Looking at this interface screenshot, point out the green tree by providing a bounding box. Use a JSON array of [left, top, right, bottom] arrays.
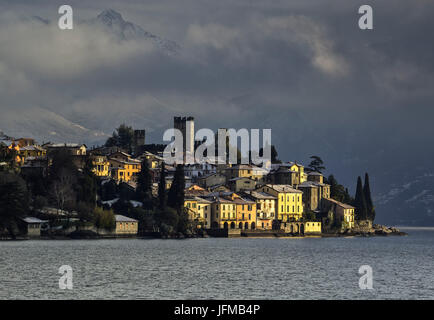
[[105, 124, 134, 153], [136, 158, 153, 209], [93, 207, 116, 230], [327, 175, 352, 203], [76, 157, 98, 206], [307, 156, 325, 173], [157, 207, 179, 234], [0, 172, 29, 237], [258, 145, 280, 164], [303, 210, 316, 221], [76, 201, 94, 226], [354, 176, 368, 220], [363, 173, 375, 221], [177, 207, 191, 234], [168, 164, 185, 213], [100, 180, 118, 201]]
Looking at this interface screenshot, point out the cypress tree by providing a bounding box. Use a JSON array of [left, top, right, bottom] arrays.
[[168, 165, 185, 213], [136, 158, 153, 209], [158, 162, 166, 210], [363, 173, 375, 221], [354, 176, 368, 220]]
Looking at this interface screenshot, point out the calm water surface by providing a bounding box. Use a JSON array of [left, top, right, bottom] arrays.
[[1, 228, 433, 299]]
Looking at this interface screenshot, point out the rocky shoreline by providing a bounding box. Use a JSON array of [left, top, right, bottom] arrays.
[[326, 224, 408, 237]]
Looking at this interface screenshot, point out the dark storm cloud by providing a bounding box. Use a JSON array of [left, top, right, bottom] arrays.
[[1, 0, 434, 192]]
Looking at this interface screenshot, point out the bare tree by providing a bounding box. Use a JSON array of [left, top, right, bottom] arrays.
[[51, 169, 76, 213]]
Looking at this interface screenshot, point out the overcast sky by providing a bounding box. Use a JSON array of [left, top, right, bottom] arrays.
[[1, 0, 434, 192]]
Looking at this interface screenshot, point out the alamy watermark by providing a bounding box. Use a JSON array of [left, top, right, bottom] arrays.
[[56, 5, 373, 31], [359, 265, 373, 290], [58, 265, 73, 290], [162, 128, 272, 169]]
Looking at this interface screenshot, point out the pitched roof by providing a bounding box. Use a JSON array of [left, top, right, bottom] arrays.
[[243, 190, 277, 200], [115, 215, 138, 222], [324, 198, 354, 209], [308, 171, 323, 176], [262, 184, 303, 193], [21, 217, 47, 224]]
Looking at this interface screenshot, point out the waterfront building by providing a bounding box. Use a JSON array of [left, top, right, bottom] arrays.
[[322, 198, 355, 229], [257, 184, 304, 222], [115, 215, 138, 236], [230, 193, 257, 230], [209, 196, 237, 229], [242, 190, 276, 230], [19, 217, 48, 238]]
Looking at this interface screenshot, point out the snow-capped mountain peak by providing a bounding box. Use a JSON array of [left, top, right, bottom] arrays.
[[92, 9, 181, 54]]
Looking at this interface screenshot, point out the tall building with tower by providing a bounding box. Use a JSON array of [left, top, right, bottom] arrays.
[[174, 116, 195, 162], [133, 129, 146, 155]]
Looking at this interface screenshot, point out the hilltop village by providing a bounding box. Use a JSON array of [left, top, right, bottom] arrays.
[[0, 117, 403, 240]]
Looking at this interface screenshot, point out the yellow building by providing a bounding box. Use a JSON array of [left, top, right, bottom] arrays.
[[91, 155, 110, 177], [322, 198, 355, 229], [7, 142, 22, 163], [184, 196, 212, 228], [115, 215, 138, 235], [109, 156, 141, 182], [229, 193, 257, 230], [197, 173, 226, 188], [304, 221, 322, 234], [137, 151, 163, 169], [197, 198, 212, 228], [289, 162, 307, 184], [243, 190, 276, 230], [228, 177, 257, 192], [210, 197, 237, 229], [224, 164, 268, 182], [258, 184, 304, 222], [18, 145, 46, 159], [45, 143, 87, 156], [184, 197, 198, 219]]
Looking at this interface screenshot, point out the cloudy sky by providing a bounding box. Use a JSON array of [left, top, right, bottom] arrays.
[[1, 0, 434, 222]]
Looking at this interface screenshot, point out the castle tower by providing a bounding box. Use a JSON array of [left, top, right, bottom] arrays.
[[174, 116, 194, 162], [133, 129, 146, 155]]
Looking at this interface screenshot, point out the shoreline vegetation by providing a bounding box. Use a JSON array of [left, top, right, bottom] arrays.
[[0, 123, 407, 241], [0, 224, 407, 241]]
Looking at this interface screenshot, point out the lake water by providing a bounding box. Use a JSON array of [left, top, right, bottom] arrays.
[[1, 228, 433, 299]]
